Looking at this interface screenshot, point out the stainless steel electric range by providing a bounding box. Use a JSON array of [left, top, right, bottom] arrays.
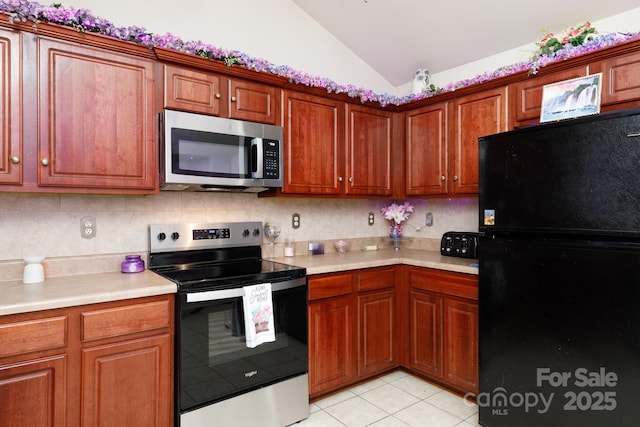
[[148, 222, 308, 427]]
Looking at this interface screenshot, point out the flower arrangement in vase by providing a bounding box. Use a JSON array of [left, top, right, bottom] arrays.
[[381, 201, 414, 241]]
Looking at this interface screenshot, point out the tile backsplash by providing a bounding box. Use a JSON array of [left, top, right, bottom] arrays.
[[0, 192, 478, 281]]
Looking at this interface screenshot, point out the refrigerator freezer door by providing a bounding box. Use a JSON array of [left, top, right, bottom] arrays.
[[478, 109, 640, 237], [478, 235, 640, 427]]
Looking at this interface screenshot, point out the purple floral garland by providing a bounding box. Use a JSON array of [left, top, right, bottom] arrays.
[[1, 0, 638, 106]]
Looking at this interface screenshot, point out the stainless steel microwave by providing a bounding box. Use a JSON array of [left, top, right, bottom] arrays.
[[160, 109, 284, 192]]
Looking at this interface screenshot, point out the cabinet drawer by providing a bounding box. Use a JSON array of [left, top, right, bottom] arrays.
[[357, 267, 395, 292], [81, 299, 171, 342], [409, 268, 477, 300], [309, 272, 354, 301], [0, 316, 67, 357]]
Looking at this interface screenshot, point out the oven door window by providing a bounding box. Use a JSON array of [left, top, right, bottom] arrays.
[[171, 128, 252, 179], [178, 285, 308, 412]]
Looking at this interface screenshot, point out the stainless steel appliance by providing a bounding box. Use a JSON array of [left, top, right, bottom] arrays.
[[478, 108, 640, 426], [160, 110, 284, 192], [148, 222, 308, 427]]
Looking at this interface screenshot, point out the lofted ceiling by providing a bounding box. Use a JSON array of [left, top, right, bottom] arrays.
[[292, 0, 640, 86]]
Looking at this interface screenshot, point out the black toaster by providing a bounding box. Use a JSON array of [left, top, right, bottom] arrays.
[[440, 231, 479, 259]]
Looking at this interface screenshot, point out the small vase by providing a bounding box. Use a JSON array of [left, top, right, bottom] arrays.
[[389, 223, 403, 240]]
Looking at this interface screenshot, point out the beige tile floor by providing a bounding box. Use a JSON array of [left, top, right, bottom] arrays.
[[297, 371, 479, 427]]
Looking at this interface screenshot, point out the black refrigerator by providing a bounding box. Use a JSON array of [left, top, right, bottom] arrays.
[[478, 108, 640, 427]]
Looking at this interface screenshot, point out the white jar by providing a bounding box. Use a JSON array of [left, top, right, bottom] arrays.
[[23, 257, 45, 284]]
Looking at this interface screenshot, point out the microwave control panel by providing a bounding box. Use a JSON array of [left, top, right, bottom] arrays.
[[264, 139, 280, 179]]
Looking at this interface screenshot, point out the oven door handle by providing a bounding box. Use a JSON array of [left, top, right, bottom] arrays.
[[185, 277, 307, 303]]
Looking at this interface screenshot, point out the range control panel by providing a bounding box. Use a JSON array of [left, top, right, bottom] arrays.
[[149, 222, 263, 252], [440, 231, 479, 259]]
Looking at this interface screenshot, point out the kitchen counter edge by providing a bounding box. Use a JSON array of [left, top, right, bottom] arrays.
[[0, 249, 476, 316]]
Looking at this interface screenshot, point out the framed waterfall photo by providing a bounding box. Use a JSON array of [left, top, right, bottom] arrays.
[[540, 73, 602, 122]]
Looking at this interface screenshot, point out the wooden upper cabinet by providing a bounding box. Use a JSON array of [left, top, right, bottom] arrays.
[[406, 102, 448, 196], [37, 37, 157, 192], [164, 64, 222, 116], [449, 86, 508, 195], [283, 90, 344, 195], [510, 66, 588, 127], [0, 27, 21, 185], [228, 78, 278, 124], [346, 104, 393, 196], [592, 50, 640, 108], [164, 64, 279, 124]]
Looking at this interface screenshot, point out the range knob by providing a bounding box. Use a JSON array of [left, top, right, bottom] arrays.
[[253, 228, 261, 237], [157, 232, 166, 241], [171, 232, 180, 240], [242, 228, 250, 237]]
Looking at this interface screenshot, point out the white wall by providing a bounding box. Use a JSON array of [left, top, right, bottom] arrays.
[[65, 0, 396, 95], [398, 7, 640, 94]]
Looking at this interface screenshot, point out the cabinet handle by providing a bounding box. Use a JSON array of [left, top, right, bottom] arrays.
[[41, 158, 49, 166], [348, 177, 353, 183], [338, 176, 343, 182], [10, 156, 20, 164], [231, 96, 237, 102], [440, 175, 446, 181], [453, 175, 458, 181], [627, 132, 640, 138], [215, 93, 221, 99]]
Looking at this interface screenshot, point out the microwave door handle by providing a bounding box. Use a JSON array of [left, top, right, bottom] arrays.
[[251, 138, 263, 179]]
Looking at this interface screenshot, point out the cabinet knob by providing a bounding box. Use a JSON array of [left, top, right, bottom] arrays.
[[215, 93, 221, 99], [10, 156, 20, 164], [231, 96, 237, 102], [348, 177, 353, 183], [41, 158, 50, 166], [440, 175, 446, 181], [338, 176, 343, 182], [453, 175, 458, 181]]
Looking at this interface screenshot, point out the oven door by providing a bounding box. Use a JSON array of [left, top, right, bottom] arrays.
[[176, 277, 308, 416]]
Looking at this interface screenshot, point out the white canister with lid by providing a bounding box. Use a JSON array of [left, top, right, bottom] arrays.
[[23, 257, 45, 284]]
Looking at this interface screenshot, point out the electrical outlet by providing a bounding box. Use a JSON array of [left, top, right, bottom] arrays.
[[425, 212, 433, 227], [368, 212, 375, 226], [292, 213, 300, 229], [81, 216, 96, 239]]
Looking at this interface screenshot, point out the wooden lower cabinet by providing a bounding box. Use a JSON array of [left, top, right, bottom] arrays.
[[81, 334, 172, 426], [443, 298, 478, 392], [408, 267, 478, 395], [357, 290, 395, 377], [308, 267, 396, 398], [0, 294, 174, 427], [308, 295, 355, 397], [410, 290, 443, 378], [0, 354, 67, 426]]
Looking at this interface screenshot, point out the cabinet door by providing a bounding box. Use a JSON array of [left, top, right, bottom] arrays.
[[510, 67, 588, 127], [357, 290, 395, 377], [450, 87, 507, 195], [444, 298, 478, 393], [594, 50, 640, 106], [0, 28, 21, 185], [164, 64, 222, 116], [0, 355, 67, 426], [346, 104, 392, 196], [229, 78, 278, 124], [81, 334, 172, 427], [37, 37, 157, 192], [283, 91, 344, 195], [308, 296, 354, 396], [406, 102, 448, 196], [409, 290, 443, 379]]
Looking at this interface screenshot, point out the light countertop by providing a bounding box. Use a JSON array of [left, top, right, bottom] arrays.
[[272, 248, 478, 276], [0, 249, 476, 316]]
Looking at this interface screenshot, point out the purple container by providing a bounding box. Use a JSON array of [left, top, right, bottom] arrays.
[[121, 255, 145, 273]]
